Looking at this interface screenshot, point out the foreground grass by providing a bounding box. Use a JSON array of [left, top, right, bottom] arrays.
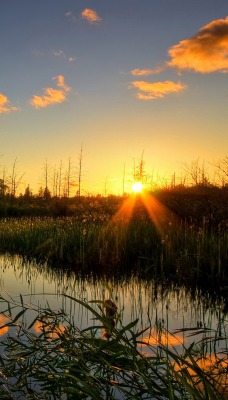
[[0, 295, 227, 399]]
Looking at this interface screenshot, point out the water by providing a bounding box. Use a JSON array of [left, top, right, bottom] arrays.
[[0, 253, 227, 348], [0, 254, 227, 399]]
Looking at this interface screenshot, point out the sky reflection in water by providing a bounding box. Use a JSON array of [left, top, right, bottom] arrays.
[[0, 254, 227, 354]]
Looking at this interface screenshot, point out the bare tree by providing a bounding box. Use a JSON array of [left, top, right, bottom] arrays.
[[77, 145, 86, 199], [65, 157, 74, 198], [211, 156, 228, 186], [8, 158, 24, 197], [135, 151, 147, 183], [182, 158, 210, 186], [41, 159, 51, 200], [52, 165, 58, 197], [58, 160, 63, 197], [0, 165, 8, 196]]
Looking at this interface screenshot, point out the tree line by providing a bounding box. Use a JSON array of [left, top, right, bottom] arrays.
[[0, 153, 227, 201]]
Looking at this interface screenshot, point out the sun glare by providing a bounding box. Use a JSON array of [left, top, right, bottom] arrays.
[[132, 182, 143, 193]]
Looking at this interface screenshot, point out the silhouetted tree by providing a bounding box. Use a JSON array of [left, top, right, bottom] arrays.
[[211, 156, 228, 186], [77, 144, 86, 199], [58, 160, 63, 197], [66, 157, 73, 198], [135, 151, 147, 183], [0, 179, 8, 197], [43, 186, 51, 200], [23, 185, 32, 199], [8, 158, 24, 197], [182, 158, 210, 186], [41, 159, 51, 200]]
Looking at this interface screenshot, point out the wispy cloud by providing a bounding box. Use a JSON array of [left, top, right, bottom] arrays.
[[168, 16, 228, 73], [30, 75, 72, 109], [65, 11, 77, 22], [68, 56, 76, 63], [53, 50, 76, 63], [131, 66, 165, 76], [81, 8, 102, 24], [131, 80, 186, 100], [0, 93, 18, 114], [53, 50, 65, 58]]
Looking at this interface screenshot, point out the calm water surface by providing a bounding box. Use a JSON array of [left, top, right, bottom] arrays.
[[0, 253, 227, 352], [0, 254, 227, 399]]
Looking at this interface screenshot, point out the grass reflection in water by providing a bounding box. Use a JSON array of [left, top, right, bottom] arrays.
[[0, 255, 227, 399]]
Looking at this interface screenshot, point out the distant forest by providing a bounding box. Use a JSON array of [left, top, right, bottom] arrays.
[[0, 155, 227, 222]]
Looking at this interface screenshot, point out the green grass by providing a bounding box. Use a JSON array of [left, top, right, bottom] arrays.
[[0, 295, 227, 399], [0, 213, 227, 289]]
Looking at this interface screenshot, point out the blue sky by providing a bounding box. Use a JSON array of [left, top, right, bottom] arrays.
[[1, 1, 227, 194]]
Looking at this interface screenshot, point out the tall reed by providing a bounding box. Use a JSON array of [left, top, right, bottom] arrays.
[[0, 294, 226, 399]]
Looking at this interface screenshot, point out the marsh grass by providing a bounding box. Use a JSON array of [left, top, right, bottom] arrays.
[[0, 213, 227, 288], [0, 294, 227, 399]]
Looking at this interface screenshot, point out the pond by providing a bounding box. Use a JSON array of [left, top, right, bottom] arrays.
[[0, 253, 227, 352]]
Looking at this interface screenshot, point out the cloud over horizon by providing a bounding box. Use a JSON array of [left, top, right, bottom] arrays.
[[0, 93, 18, 114], [30, 75, 72, 109], [168, 16, 228, 73], [131, 80, 186, 100], [81, 8, 102, 24]]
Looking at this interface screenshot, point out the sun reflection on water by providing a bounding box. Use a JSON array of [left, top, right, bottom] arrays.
[[0, 315, 10, 336], [141, 327, 185, 347]]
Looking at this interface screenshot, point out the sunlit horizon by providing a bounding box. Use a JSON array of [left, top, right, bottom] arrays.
[[0, 154, 227, 197]]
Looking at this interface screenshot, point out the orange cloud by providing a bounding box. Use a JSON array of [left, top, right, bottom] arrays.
[[0, 93, 18, 114], [30, 88, 66, 108], [131, 80, 186, 100], [131, 66, 165, 76], [54, 75, 71, 92], [81, 8, 102, 24], [30, 75, 71, 109], [168, 16, 228, 73]]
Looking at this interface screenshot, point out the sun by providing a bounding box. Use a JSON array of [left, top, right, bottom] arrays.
[[132, 182, 143, 193]]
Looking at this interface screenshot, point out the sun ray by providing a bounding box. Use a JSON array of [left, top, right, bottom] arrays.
[[141, 191, 177, 235], [112, 195, 136, 225]]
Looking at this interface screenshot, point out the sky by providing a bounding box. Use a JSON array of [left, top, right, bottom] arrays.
[[0, 0, 227, 195]]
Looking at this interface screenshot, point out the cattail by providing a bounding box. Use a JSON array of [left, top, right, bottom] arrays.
[[103, 299, 117, 339]]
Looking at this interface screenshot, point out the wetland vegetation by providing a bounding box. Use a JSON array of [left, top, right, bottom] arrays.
[[0, 292, 227, 399], [0, 184, 227, 292], [0, 159, 227, 399]]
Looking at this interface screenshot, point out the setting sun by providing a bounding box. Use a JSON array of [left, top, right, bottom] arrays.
[[132, 182, 143, 193]]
